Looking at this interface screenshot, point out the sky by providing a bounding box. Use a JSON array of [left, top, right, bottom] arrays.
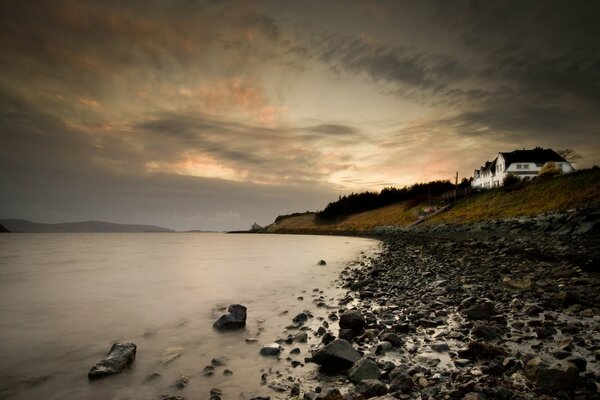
[[1, 0, 599, 231]]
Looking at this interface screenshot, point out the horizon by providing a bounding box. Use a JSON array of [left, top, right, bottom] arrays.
[[1, 1, 599, 231]]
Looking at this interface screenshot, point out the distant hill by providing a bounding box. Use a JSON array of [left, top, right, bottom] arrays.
[[0, 223, 9, 233], [0, 219, 174, 233]]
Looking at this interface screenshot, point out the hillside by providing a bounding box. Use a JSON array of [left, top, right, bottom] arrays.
[[0, 223, 9, 233], [265, 168, 600, 233], [0, 219, 174, 233]]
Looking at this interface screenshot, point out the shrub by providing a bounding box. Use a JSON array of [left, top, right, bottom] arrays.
[[539, 162, 560, 177], [502, 173, 521, 187]]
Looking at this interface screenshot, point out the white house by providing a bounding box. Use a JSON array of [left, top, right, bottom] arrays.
[[472, 148, 576, 189]]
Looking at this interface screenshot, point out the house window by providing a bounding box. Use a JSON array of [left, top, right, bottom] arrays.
[[523, 164, 529, 169], [516, 164, 521, 170]]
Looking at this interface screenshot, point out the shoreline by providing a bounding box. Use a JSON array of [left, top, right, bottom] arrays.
[[289, 216, 600, 400]]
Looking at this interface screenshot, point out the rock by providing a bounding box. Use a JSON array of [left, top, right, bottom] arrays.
[[354, 379, 388, 398], [315, 388, 343, 400], [173, 375, 189, 389], [213, 304, 247, 329], [162, 396, 184, 400], [389, 369, 413, 393], [295, 332, 308, 342], [223, 369, 233, 376], [88, 342, 137, 380], [472, 322, 501, 340], [339, 328, 356, 342], [457, 341, 506, 359], [348, 357, 381, 383], [312, 339, 361, 371], [211, 356, 228, 366], [524, 357, 579, 391], [502, 277, 533, 290], [260, 343, 281, 356], [564, 355, 587, 372], [380, 333, 402, 347], [430, 342, 450, 352], [318, 260, 327, 266], [463, 393, 487, 400], [209, 388, 223, 400], [321, 332, 336, 345], [293, 312, 309, 324], [465, 302, 497, 320], [339, 310, 365, 332]]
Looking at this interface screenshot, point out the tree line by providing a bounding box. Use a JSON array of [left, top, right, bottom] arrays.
[[316, 179, 471, 221]]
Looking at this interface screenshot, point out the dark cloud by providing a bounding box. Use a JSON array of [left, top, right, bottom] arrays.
[[305, 35, 468, 95], [302, 124, 361, 136]]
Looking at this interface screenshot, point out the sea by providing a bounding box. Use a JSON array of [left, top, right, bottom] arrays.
[[0, 232, 379, 399]]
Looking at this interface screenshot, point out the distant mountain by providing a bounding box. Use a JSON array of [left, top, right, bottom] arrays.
[[0, 223, 9, 233], [0, 219, 174, 233]]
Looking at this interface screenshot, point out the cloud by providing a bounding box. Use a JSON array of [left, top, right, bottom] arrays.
[[302, 124, 361, 136]]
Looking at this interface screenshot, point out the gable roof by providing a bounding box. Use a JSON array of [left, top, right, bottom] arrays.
[[500, 148, 566, 165]]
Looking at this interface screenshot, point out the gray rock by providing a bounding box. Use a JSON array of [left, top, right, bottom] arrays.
[[259, 343, 281, 356], [317, 260, 327, 266], [295, 332, 308, 342], [312, 339, 360, 370], [380, 332, 402, 347], [430, 342, 450, 352], [293, 312, 309, 324], [565, 355, 587, 372], [173, 375, 189, 389], [389, 368, 413, 393], [348, 357, 380, 383], [88, 342, 137, 380], [355, 379, 388, 398], [465, 302, 497, 320], [339, 310, 365, 332], [472, 322, 501, 340], [213, 304, 247, 329], [523, 357, 579, 391]]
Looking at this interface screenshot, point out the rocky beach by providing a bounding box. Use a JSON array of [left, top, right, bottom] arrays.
[[252, 207, 600, 400]]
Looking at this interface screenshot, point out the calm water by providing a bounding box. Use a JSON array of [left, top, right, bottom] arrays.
[[0, 233, 378, 400]]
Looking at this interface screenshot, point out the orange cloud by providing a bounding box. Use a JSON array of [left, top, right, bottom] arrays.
[[176, 79, 288, 126], [76, 96, 100, 107]]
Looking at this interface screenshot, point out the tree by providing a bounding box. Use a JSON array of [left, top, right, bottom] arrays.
[[556, 149, 583, 163]]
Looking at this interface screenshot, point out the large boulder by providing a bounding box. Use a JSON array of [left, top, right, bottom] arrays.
[[213, 304, 247, 329], [348, 357, 380, 383], [339, 310, 365, 332], [312, 339, 361, 371], [88, 342, 137, 379], [524, 357, 579, 391]]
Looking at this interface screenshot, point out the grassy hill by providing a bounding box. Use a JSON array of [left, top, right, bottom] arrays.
[[265, 168, 600, 234]]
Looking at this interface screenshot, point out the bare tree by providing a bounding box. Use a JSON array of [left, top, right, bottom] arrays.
[[556, 149, 583, 163]]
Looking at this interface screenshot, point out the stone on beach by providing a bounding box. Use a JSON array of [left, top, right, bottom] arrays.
[[312, 339, 361, 371], [260, 343, 281, 356], [88, 342, 137, 380], [339, 310, 365, 332], [464, 302, 497, 320], [348, 357, 381, 383], [213, 304, 247, 330], [523, 357, 579, 391]]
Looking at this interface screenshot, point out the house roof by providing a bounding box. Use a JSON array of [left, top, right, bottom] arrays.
[[500, 148, 566, 165]]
